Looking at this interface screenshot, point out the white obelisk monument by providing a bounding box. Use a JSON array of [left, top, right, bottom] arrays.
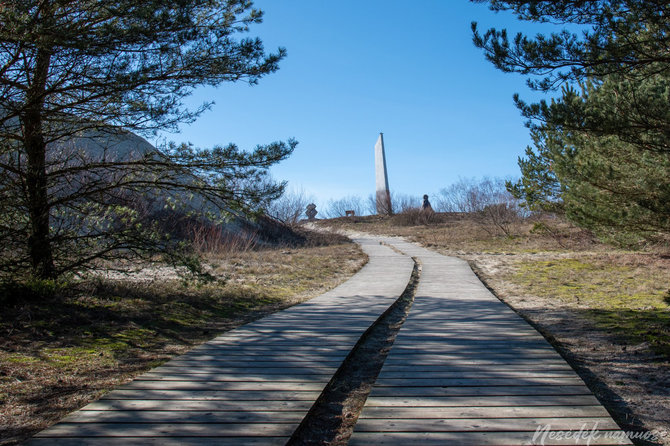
[[375, 132, 392, 215]]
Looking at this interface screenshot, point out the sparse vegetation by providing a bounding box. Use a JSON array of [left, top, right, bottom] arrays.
[[387, 207, 443, 227], [324, 195, 368, 218], [265, 188, 316, 225], [324, 211, 594, 253]]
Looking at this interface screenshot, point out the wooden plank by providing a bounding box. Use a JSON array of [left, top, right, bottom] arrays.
[[389, 332, 561, 341], [349, 431, 632, 445], [386, 345, 553, 352], [163, 360, 344, 367], [62, 410, 307, 424], [206, 334, 355, 340], [119, 381, 325, 391], [369, 385, 592, 397], [385, 344, 558, 352], [201, 340, 353, 347], [373, 377, 585, 387], [237, 324, 369, 329], [394, 324, 539, 329], [28, 438, 288, 445], [202, 329, 367, 335], [177, 352, 350, 359], [208, 331, 357, 337], [174, 354, 348, 362], [36, 422, 297, 437], [382, 359, 569, 367], [364, 395, 602, 407], [190, 346, 351, 353], [354, 417, 621, 432], [194, 340, 355, 346], [394, 328, 543, 334], [398, 322, 536, 328], [249, 316, 379, 321], [359, 405, 611, 419], [379, 363, 575, 372], [136, 373, 334, 382], [388, 342, 555, 350], [102, 390, 322, 401], [83, 400, 314, 411], [148, 367, 336, 375], [261, 314, 377, 318], [378, 370, 579, 379], [393, 332, 545, 339], [379, 361, 570, 368], [379, 353, 563, 360]]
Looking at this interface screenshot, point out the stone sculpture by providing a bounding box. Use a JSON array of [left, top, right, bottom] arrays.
[[305, 203, 318, 221], [422, 194, 433, 212]]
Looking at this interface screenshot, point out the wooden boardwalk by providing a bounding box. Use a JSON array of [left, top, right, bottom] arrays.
[[349, 238, 631, 445], [28, 236, 414, 445], [28, 235, 632, 445]]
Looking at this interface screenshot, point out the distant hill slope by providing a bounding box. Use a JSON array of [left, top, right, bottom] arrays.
[[47, 127, 300, 247], [49, 127, 157, 162]]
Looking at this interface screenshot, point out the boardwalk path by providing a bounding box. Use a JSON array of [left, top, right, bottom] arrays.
[[29, 236, 414, 445], [30, 234, 630, 445], [350, 237, 630, 445]]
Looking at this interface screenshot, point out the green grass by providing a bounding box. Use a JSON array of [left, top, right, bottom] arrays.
[[512, 257, 670, 357], [590, 309, 670, 356], [3, 353, 41, 364]]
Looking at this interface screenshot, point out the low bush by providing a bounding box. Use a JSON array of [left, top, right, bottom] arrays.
[[391, 208, 444, 226]]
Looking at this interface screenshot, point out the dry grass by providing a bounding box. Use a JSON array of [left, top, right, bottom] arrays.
[[323, 213, 599, 253], [0, 239, 367, 445]]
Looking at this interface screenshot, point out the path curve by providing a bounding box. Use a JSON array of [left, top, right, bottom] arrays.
[[28, 236, 414, 445]]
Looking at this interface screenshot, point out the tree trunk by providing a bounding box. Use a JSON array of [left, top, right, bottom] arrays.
[[23, 48, 56, 279]]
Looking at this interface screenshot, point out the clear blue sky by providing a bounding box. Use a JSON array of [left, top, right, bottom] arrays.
[[164, 1, 559, 208]]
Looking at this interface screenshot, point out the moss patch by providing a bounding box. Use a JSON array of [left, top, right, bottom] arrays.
[[511, 257, 670, 357]]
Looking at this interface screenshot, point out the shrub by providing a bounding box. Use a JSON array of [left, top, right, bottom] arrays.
[[391, 208, 443, 226]]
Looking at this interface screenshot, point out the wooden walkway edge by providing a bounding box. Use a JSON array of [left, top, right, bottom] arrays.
[[28, 237, 414, 446], [349, 238, 632, 446]]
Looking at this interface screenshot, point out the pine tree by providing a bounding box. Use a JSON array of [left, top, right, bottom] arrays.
[[0, 1, 294, 279], [473, 0, 670, 244]]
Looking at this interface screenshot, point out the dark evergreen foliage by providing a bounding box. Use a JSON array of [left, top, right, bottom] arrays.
[[0, 1, 294, 279], [472, 0, 670, 245]]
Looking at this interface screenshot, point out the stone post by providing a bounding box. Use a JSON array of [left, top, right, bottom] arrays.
[[375, 132, 392, 215]]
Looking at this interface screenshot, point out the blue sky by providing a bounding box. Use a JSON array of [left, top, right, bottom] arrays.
[[165, 1, 560, 208]]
